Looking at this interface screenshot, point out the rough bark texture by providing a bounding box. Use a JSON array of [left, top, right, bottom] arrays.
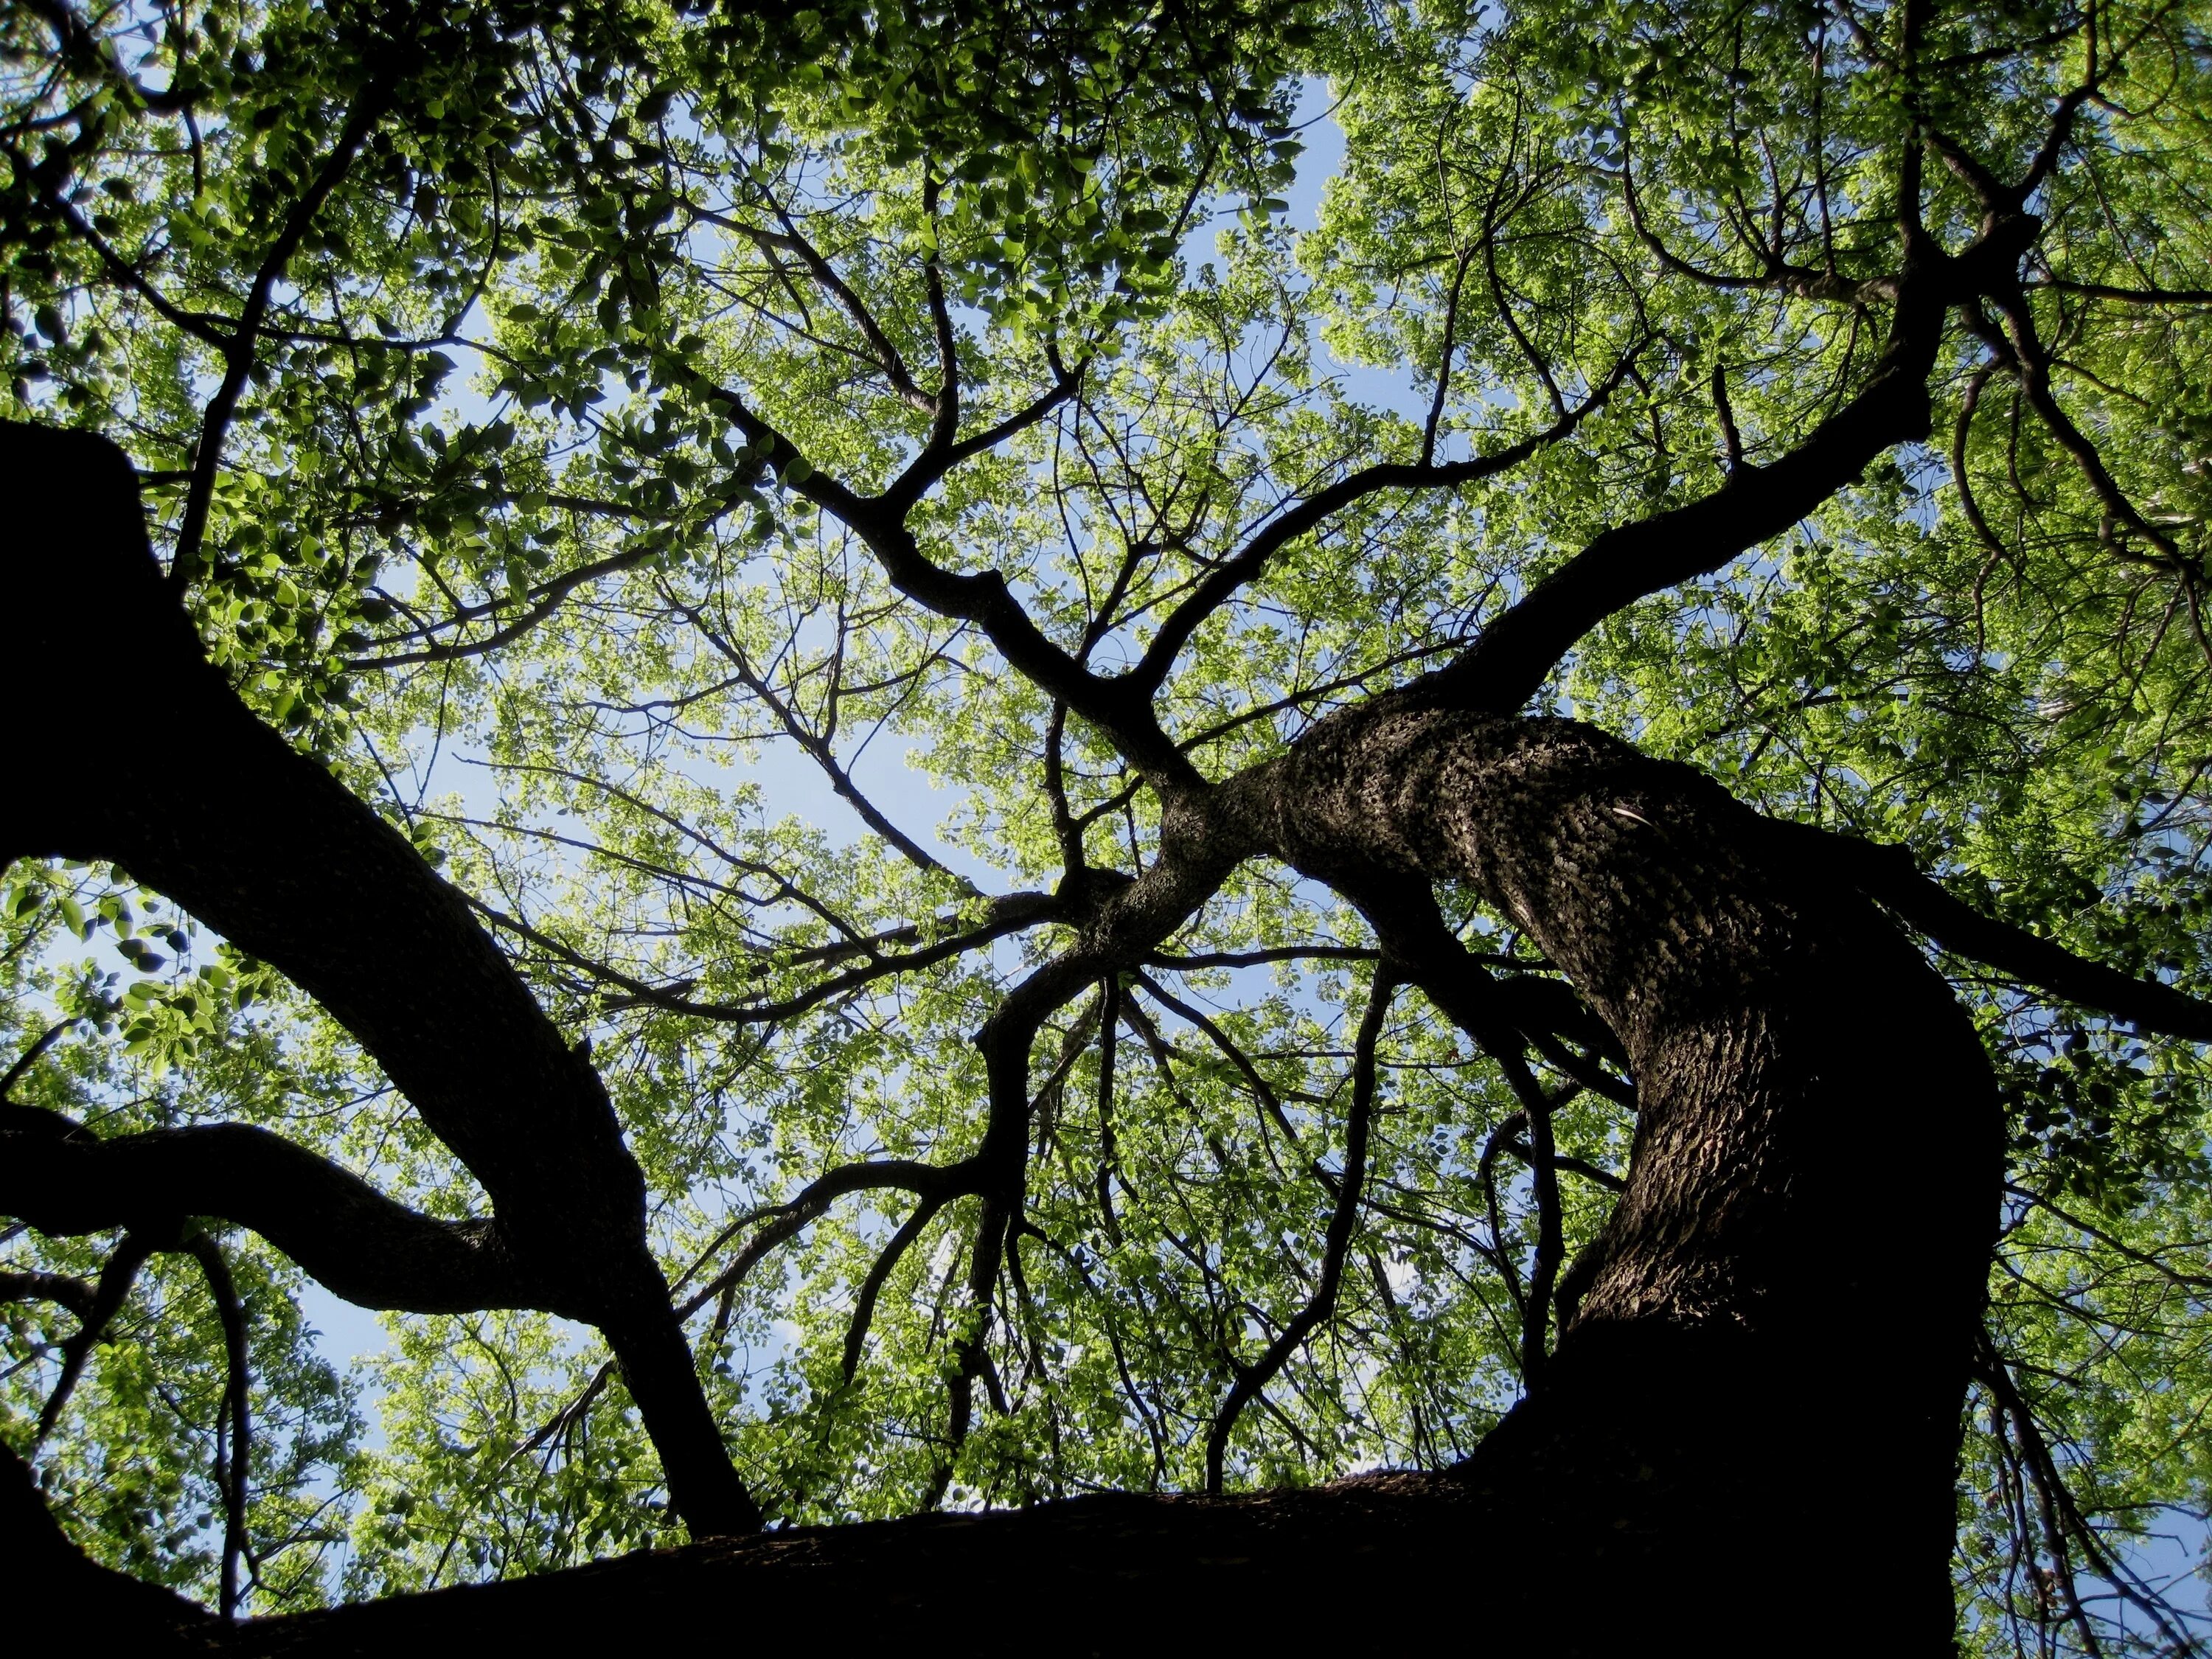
[[1229, 709, 2004, 1636]]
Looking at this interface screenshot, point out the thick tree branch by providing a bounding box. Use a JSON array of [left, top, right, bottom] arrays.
[[1419, 215, 2038, 714], [676, 372, 1193, 785], [1773, 822, 2212, 1043], [0, 1268, 94, 1318], [2, 421, 757, 1537], [0, 1112, 546, 1313]]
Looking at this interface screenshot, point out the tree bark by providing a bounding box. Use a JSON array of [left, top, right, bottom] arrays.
[[1227, 707, 2004, 1640]]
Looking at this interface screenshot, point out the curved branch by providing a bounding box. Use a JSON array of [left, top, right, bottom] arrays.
[[0, 1269, 94, 1319], [677, 1158, 973, 1321], [1204, 968, 1394, 1494], [841, 1196, 950, 1385], [0, 1112, 547, 1315], [170, 72, 398, 588], [1419, 212, 2039, 714], [35, 1227, 156, 1441], [1417, 283, 1944, 712], [1126, 355, 1635, 701]]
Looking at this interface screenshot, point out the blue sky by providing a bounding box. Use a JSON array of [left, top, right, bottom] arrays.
[[282, 77, 2211, 1629]]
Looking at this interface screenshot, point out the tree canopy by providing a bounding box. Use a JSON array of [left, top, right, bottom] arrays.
[[7, 0, 2212, 1649]]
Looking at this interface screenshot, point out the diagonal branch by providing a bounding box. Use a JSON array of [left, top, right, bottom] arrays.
[[35, 1226, 157, 1441], [1203, 967, 1394, 1494], [1413, 209, 2043, 713], [1773, 822, 2212, 1043], [169, 73, 398, 588], [673, 601, 966, 882], [1125, 355, 1636, 701], [8, 420, 765, 1534]]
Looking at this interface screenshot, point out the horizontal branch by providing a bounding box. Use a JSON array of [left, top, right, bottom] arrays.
[[0, 1110, 547, 1315], [0, 1268, 94, 1318], [1144, 945, 1377, 970], [479, 893, 1060, 1023]]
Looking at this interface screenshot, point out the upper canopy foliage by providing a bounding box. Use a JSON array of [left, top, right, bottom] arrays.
[[6, 0, 2212, 1647]]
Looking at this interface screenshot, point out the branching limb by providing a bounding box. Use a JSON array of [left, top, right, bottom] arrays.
[[889, 360, 1088, 505], [717, 217, 935, 414], [0, 1270, 94, 1318], [1127, 353, 1636, 702], [8, 420, 757, 1535], [676, 1158, 972, 1323], [1421, 209, 2038, 713], [1203, 967, 1395, 1494], [669, 368, 1192, 784], [1, 1112, 549, 1315], [672, 600, 966, 882], [169, 74, 398, 588], [35, 1228, 157, 1441]]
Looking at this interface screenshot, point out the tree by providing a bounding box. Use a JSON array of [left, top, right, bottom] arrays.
[[5, 0, 2212, 1648]]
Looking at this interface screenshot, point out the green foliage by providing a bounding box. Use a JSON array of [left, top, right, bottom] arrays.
[[7, 0, 2212, 1648]]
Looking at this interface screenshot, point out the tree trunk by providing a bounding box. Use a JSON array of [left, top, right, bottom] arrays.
[[1231, 706, 2004, 1641], [197, 711, 2000, 1654]]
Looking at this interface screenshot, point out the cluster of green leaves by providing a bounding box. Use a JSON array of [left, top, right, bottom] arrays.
[[7, 0, 2212, 1647]]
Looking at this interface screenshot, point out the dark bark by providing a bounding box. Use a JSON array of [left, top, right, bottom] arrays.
[[0, 1113, 543, 1312], [1, 1441, 212, 1645], [0, 422, 755, 1536], [1772, 820, 2212, 1043], [1223, 709, 2006, 1640]]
